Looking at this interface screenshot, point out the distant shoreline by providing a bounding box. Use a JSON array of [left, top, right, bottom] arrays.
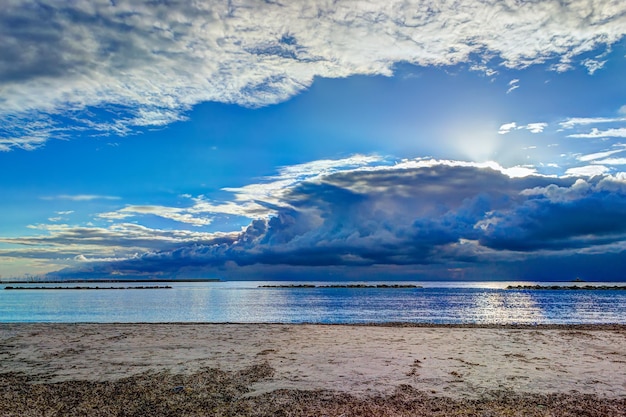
[[259, 284, 422, 288], [0, 279, 220, 284], [506, 284, 626, 290], [4, 286, 172, 290]]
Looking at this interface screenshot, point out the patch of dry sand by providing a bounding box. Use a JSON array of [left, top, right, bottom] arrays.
[[1, 323, 625, 399]]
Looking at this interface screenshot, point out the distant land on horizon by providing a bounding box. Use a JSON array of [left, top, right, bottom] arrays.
[[0, 278, 221, 284], [4, 277, 626, 284]]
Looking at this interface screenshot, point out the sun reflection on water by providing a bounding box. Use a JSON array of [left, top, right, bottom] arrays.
[[471, 291, 544, 324]]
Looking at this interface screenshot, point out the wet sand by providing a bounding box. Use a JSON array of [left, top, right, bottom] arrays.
[[1, 323, 625, 416]]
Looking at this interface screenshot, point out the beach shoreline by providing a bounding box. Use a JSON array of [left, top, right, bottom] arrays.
[[1, 323, 625, 415]]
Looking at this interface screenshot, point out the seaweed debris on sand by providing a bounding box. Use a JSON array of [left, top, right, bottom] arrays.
[[1, 365, 624, 417]]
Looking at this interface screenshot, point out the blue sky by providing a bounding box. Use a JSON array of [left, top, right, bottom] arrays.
[[1, 0, 626, 280]]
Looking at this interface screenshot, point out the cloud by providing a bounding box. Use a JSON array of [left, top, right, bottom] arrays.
[[99, 205, 213, 226], [479, 179, 626, 251], [568, 128, 626, 139], [564, 165, 610, 177], [386, 158, 538, 178], [0, 222, 237, 272], [498, 122, 518, 135], [39, 159, 626, 280], [582, 58, 606, 74], [592, 157, 626, 165], [46, 210, 76, 223], [506, 79, 520, 94], [2, 156, 625, 280], [525, 123, 547, 134], [519, 179, 591, 203], [577, 145, 626, 162], [97, 155, 384, 222], [597, 172, 626, 193], [498, 122, 547, 135], [2, 0, 626, 149], [10, 223, 226, 248], [560, 116, 626, 129], [42, 194, 121, 201], [469, 64, 497, 77]]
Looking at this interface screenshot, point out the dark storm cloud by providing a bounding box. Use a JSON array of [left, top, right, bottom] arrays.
[[479, 191, 626, 251], [49, 163, 626, 280]]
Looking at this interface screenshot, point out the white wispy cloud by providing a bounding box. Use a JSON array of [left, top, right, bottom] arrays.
[[47, 210, 76, 223], [2, 222, 232, 253], [582, 58, 606, 75], [498, 122, 518, 135], [568, 128, 626, 139], [506, 79, 520, 94], [564, 165, 610, 177], [42, 194, 121, 201], [591, 157, 626, 165], [577, 145, 626, 162], [525, 123, 547, 134], [498, 122, 547, 135], [469, 63, 498, 77], [560, 117, 626, 129], [2, 0, 625, 150], [99, 205, 212, 226]]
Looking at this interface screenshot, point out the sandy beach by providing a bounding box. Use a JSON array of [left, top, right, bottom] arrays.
[[1, 323, 625, 416]]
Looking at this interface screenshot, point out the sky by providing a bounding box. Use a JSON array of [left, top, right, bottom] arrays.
[[1, 0, 626, 281]]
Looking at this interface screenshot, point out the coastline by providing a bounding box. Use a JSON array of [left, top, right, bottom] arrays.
[[2, 323, 625, 415], [0, 279, 220, 284]]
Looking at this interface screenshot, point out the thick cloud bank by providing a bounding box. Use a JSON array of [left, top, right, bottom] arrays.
[[52, 163, 626, 280], [2, 0, 626, 150]]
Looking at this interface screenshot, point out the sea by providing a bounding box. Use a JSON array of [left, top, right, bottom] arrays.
[[1, 281, 625, 324]]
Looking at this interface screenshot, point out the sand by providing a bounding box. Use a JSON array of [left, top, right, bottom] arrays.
[[1, 323, 625, 416]]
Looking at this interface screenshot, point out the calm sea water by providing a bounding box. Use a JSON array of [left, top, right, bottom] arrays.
[[1, 281, 625, 324]]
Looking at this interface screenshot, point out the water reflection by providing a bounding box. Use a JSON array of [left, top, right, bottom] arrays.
[[472, 290, 544, 324], [1, 282, 625, 323]]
